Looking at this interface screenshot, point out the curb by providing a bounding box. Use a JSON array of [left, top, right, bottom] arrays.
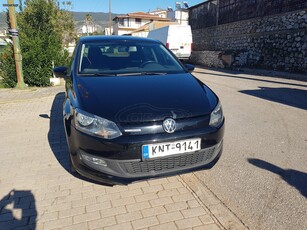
[[180, 173, 249, 230]]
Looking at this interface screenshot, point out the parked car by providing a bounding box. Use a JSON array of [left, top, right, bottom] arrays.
[[53, 36, 224, 185]]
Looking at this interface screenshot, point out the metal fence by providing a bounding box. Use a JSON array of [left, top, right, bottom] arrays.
[[189, 0, 218, 29], [219, 0, 307, 24], [189, 0, 307, 28]]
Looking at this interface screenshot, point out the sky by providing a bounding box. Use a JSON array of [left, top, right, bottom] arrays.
[[1, 0, 205, 14]]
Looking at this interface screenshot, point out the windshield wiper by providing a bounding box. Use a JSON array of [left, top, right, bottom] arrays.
[[79, 73, 117, 76], [116, 72, 167, 76]]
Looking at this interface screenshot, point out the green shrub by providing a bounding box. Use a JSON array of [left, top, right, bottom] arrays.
[[0, 44, 17, 88], [0, 0, 74, 87]]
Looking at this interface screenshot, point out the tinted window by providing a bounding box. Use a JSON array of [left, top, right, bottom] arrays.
[[78, 41, 184, 75]]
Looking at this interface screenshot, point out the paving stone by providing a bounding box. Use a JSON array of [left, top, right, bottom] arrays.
[[61, 223, 88, 230], [73, 211, 100, 224], [199, 214, 215, 225], [135, 193, 158, 203], [115, 210, 143, 223], [149, 197, 173, 207], [157, 211, 184, 224], [132, 216, 159, 229], [43, 217, 73, 230], [141, 206, 167, 218], [120, 188, 143, 198], [147, 178, 169, 186], [194, 223, 221, 230], [142, 185, 164, 194], [181, 206, 207, 218], [157, 188, 179, 198], [0, 86, 235, 230], [104, 222, 134, 230], [88, 216, 116, 229], [148, 222, 178, 230], [126, 201, 151, 212], [164, 201, 189, 212], [85, 201, 112, 213], [36, 211, 58, 223], [71, 197, 97, 208], [111, 196, 136, 208], [59, 207, 85, 219], [100, 206, 127, 218], [172, 193, 195, 202], [175, 217, 203, 229]]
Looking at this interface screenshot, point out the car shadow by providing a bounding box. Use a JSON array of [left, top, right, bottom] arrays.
[[248, 158, 307, 198], [43, 92, 71, 173], [42, 92, 112, 186], [239, 87, 307, 110], [0, 190, 37, 229]]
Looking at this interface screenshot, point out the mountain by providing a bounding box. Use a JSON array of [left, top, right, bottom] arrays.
[[72, 12, 121, 33], [0, 11, 121, 32], [0, 12, 7, 31]]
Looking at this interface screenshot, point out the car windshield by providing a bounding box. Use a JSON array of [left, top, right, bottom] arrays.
[[78, 41, 185, 76]]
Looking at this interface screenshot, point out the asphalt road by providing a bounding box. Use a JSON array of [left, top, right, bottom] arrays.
[[193, 67, 307, 230]]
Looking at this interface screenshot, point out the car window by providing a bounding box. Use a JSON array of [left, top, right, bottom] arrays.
[[78, 41, 184, 75]]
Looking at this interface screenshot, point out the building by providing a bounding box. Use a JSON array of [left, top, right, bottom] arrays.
[[129, 21, 180, 37], [149, 9, 168, 18], [113, 12, 171, 35], [168, 1, 190, 25], [0, 37, 8, 54]]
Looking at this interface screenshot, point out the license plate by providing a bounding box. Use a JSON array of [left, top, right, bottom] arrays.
[[142, 138, 201, 159]]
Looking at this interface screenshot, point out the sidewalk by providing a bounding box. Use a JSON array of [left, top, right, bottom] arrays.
[[0, 85, 246, 230]]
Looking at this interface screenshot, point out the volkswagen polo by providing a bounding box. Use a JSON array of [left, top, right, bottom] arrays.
[[53, 36, 225, 185]]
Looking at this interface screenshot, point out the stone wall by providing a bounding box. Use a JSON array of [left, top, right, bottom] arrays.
[[190, 9, 307, 73]]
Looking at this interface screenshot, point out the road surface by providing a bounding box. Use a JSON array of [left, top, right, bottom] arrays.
[[193, 67, 307, 230]]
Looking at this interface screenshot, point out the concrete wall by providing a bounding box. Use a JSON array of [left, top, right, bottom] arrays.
[[190, 9, 307, 73]]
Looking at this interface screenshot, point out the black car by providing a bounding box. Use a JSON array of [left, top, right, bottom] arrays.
[[53, 36, 224, 185]]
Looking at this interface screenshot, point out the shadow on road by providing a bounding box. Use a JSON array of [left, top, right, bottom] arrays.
[[194, 69, 307, 88], [0, 190, 37, 229], [248, 158, 307, 198], [239, 87, 307, 110]]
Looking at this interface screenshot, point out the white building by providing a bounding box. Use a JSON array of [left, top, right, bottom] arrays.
[[81, 24, 96, 34], [167, 10, 189, 25], [113, 12, 171, 35]]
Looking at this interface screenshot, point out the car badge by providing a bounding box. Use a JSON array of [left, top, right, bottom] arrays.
[[163, 118, 176, 133]]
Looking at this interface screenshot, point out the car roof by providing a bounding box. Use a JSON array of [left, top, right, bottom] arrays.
[[79, 35, 160, 44]]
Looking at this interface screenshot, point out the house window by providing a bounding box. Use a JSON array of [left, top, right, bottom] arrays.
[[118, 18, 124, 26], [135, 18, 142, 25]]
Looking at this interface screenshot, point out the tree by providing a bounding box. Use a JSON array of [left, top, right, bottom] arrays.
[[85, 13, 93, 35], [0, 0, 75, 87]]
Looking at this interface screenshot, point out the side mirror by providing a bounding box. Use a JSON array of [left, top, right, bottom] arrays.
[[53, 66, 68, 78], [184, 64, 195, 73]]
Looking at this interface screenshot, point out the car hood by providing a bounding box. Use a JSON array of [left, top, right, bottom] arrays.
[[75, 73, 217, 123]]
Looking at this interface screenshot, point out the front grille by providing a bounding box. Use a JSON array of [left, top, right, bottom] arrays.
[[119, 147, 216, 175]]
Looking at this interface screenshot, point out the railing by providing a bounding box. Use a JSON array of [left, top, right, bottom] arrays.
[[189, 0, 307, 29]]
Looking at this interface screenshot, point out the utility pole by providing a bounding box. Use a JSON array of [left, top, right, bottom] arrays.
[[109, 0, 112, 35], [4, 0, 26, 89]]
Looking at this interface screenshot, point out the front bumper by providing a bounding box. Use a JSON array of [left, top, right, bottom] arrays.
[[66, 120, 225, 185]]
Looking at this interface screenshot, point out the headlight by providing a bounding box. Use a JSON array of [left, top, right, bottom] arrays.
[[209, 102, 224, 127], [75, 108, 122, 139]]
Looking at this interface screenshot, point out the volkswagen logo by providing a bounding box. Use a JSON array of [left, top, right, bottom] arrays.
[[163, 118, 176, 133]]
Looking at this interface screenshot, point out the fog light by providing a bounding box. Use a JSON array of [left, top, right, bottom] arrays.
[[80, 151, 107, 167], [216, 141, 222, 151]]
